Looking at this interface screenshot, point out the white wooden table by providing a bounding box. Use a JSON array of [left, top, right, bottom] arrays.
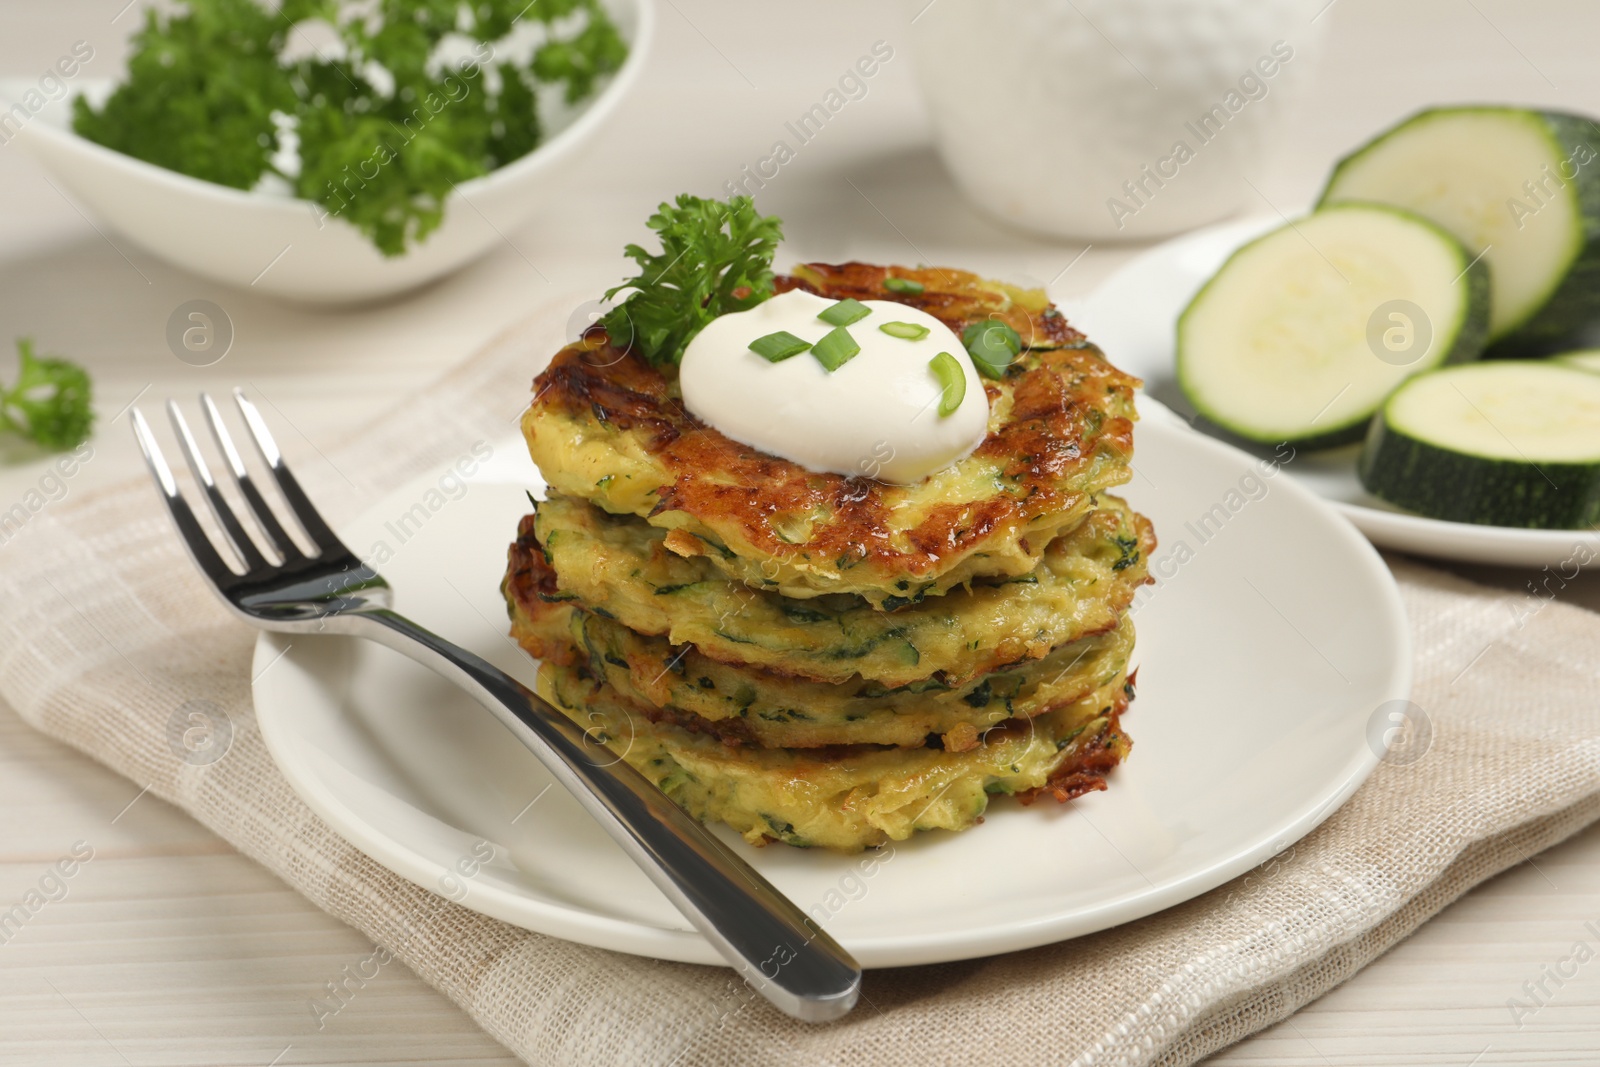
[[2, 1, 1598, 1063]]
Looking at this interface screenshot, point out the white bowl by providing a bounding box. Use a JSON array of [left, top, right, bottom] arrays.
[[908, 0, 1325, 241], [1, 0, 652, 304]]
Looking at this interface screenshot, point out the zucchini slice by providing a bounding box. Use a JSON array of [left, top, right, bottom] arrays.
[[1177, 203, 1489, 449], [1319, 106, 1600, 355], [1556, 348, 1600, 375], [1358, 362, 1600, 528]]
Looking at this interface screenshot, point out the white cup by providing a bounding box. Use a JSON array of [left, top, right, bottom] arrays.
[[909, 0, 1327, 241]]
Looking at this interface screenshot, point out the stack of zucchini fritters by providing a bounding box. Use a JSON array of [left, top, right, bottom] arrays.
[[503, 264, 1155, 852]]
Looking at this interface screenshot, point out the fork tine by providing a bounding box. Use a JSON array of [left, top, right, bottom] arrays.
[[200, 393, 304, 563], [231, 388, 349, 558], [131, 408, 238, 587], [166, 401, 270, 573]]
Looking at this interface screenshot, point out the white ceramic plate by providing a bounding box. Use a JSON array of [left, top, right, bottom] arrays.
[[253, 412, 1411, 968], [1069, 216, 1600, 571]]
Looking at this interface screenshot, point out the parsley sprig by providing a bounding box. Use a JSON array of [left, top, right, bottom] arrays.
[[2, 340, 93, 453], [75, 0, 627, 257], [601, 195, 785, 367]]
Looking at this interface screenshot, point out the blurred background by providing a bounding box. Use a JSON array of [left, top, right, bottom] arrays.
[[2, 0, 1593, 487]]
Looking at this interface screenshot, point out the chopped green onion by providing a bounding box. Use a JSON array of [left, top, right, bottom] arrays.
[[962, 319, 1022, 378], [879, 321, 929, 341], [810, 326, 861, 372], [817, 298, 871, 327], [928, 352, 965, 417], [884, 276, 924, 295], [748, 330, 813, 362]]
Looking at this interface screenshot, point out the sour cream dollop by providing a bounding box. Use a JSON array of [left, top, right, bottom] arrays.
[[679, 289, 988, 484]]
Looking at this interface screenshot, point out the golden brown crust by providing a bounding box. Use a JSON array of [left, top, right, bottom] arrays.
[[501, 513, 580, 668], [527, 293, 1140, 602], [1015, 680, 1133, 805], [776, 262, 1082, 349]]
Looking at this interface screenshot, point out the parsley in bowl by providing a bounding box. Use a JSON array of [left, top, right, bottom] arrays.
[[2, 0, 651, 302]]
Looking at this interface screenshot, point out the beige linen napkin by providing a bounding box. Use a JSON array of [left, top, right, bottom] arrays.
[[2, 307, 1599, 1067]]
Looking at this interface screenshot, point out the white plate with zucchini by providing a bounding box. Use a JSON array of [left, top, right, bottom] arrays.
[[1075, 105, 1600, 571]]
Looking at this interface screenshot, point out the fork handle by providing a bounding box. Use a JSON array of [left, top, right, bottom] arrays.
[[339, 606, 861, 1022]]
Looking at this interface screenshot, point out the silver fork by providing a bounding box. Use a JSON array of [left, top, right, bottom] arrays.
[[131, 389, 860, 1023]]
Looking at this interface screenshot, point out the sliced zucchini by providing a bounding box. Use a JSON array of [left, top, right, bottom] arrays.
[[1319, 106, 1600, 355], [1358, 362, 1600, 528], [1556, 348, 1600, 375], [1177, 203, 1490, 449]]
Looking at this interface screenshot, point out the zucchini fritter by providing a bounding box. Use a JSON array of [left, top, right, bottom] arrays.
[[536, 659, 1134, 852], [505, 254, 1154, 851], [522, 263, 1140, 607], [530, 492, 1153, 688], [505, 521, 1135, 748]]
